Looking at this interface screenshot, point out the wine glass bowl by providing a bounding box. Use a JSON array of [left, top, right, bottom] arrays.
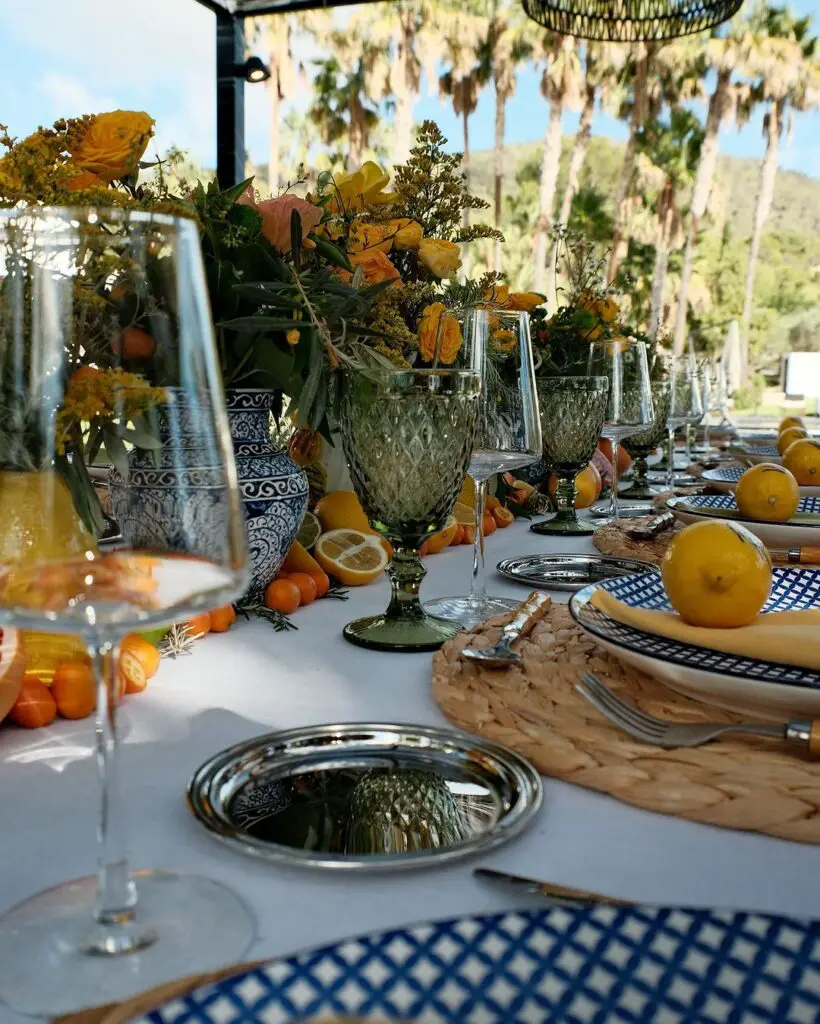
[[621, 380, 671, 499], [0, 206, 252, 1015], [339, 367, 480, 651], [530, 376, 609, 536]]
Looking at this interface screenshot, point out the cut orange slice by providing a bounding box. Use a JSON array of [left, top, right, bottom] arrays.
[[452, 501, 476, 526], [313, 529, 389, 586]]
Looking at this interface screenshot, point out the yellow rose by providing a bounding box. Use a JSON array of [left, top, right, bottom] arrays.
[[389, 218, 423, 251], [68, 110, 155, 182], [418, 238, 462, 279], [482, 283, 510, 307], [331, 161, 397, 212], [349, 249, 402, 288], [599, 296, 619, 322], [491, 328, 517, 354], [349, 220, 394, 254], [508, 292, 546, 314], [418, 302, 463, 364]]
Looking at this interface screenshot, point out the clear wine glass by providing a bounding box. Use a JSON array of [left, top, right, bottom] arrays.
[[587, 339, 654, 522], [0, 208, 252, 1016], [424, 310, 542, 629], [683, 358, 704, 463], [666, 354, 704, 489]]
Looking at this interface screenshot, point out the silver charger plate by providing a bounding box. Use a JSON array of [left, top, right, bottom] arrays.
[[497, 553, 659, 591], [187, 722, 542, 871]]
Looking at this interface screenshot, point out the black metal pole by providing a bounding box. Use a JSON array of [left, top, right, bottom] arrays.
[[216, 10, 245, 188]]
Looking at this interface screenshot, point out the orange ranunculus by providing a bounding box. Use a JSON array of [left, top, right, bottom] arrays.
[[330, 161, 397, 213], [578, 290, 619, 323], [418, 238, 461, 279], [508, 291, 546, 314], [389, 218, 423, 251], [65, 169, 105, 192], [348, 220, 394, 254], [417, 302, 463, 364], [68, 110, 154, 182], [349, 249, 402, 287], [482, 283, 511, 307], [238, 189, 323, 254]]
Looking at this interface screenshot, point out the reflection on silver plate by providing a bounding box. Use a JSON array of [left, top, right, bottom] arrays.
[[497, 553, 659, 592], [590, 502, 655, 519], [187, 723, 542, 871]]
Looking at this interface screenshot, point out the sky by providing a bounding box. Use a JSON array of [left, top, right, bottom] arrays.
[[1, 0, 819, 178]]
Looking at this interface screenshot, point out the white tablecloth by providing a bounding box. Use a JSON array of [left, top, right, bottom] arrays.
[[1, 518, 817, 1023]]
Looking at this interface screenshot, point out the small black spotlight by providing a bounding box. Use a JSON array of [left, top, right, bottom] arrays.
[[235, 57, 271, 83]]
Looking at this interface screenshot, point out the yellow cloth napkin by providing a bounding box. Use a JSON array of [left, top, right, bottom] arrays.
[[590, 589, 820, 671]]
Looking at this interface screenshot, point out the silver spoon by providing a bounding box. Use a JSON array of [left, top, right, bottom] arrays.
[[460, 591, 550, 668]]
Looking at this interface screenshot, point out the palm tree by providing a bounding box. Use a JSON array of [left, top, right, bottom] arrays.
[[671, 21, 755, 354], [439, 10, 488, 226], [261, 15, 297, 192], [739, 5, 820, 379], [533, 33, 583, 292]]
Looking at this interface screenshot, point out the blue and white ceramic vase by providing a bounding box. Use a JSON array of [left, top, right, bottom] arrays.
[[109, 388, 308, 601]]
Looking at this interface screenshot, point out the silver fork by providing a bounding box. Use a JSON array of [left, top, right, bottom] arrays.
[[575, 672, 820, 757]]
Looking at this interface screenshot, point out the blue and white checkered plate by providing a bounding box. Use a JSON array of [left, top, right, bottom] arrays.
[[136, 905, 820, 1024], [728, 442, 782, 466], [701, 465, 820, 499], [667, 493, 820, 548], [569, 567, 820, 717]]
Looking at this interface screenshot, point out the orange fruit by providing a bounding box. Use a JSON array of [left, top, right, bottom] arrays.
[[315, 490, 371, 533], [492, 506, 514, 528], [280, 541, 331, 596], [9, 675, 57, 728], [185, 613, 212, 638], [287, 572, 318, 605], [119, 650, 147, 694], [314, 529, 389, 586], [548, 463, 602, 508], [310, 570, 330, 598], [735, 464, 800, 523], [597, 438, 632, 474], [482, 513, 497, 536], [783, 438, 820, 485], [485, 495, 501, 512], [779, 416, 804, 433], [120, 634, 161, 678], [777, 426, 808, 455], [264, 578, 301, 614], [452, 501, 476, 526], [451, 524, 465, 545], [421, 516, 458, 556], [209, 605, 237, 633], [52, 661, 96, 719], [112, 326, 156, 360]]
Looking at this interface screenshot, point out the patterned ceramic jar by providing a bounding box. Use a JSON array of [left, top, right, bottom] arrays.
[[110, 389, 308, 600]]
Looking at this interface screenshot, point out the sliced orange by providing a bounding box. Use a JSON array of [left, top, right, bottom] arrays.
[[452, 501, 476, 526], [422, 515, 458, 556], [457, 475, 477, 509], [313, 529, 389, 586]]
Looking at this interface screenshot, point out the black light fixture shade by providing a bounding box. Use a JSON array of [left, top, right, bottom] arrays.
[[521, 0, 744, 41]]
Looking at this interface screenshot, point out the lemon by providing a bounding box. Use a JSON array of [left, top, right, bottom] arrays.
[[735, 463, 800, 522], [783, 438, 820, 485], [662, 520, 772, 628], [777, 425, 808, 455], [315, 491, 371, 533], [457, 474, 477, 509], [452, 501, 476, 526], [314, 529, 389, 586], [296, 510, 322, 550], [779, 415, 804, 434]]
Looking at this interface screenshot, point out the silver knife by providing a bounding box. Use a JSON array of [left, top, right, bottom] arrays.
[[475, 867, 634, 908]]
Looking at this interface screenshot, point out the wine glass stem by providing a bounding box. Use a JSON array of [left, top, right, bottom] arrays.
[[666, 427, 676, 490], [610, 440, 621, 520], [87, 639, 154, 956], [555, 471, 578, 522], [385, 545, 427, 622], [685, 426, 693, 463], [470, 476, 488, 607]]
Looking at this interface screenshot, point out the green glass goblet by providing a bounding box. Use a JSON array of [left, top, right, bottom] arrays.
[[531, 376, 609, 536], [621, 380, 671, 499], [338, 367, 480, 652]]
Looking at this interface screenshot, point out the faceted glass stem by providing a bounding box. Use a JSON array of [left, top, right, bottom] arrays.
[[384, 544, 429, 624], [610, 440, 622, 521], [666, 427, 675, 490], [88, 639, 155, 956], [555, 470, 580, 525]]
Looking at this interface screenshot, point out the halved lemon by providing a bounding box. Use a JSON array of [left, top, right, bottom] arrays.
[[452, 501, 476, 526], [296, 510, 322, 550], [313, 529, 389, 586]]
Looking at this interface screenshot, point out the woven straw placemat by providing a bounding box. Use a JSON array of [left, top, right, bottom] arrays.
[[432, 600, 820, 844]]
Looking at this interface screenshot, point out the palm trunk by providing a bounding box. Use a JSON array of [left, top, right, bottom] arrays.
[[672, 69, 730, 355], [493, 83, 506, 272], [558, 83, 595, 227], [607, 49, 649, 284], [649, 183, 674, 339], [348, 93, 366, 170], [533, 100, 563, 294], [391, 8, 415, 165], [462, 109, 471, 231], [268, 79, 281, 192], [740, 97, 783, 381]]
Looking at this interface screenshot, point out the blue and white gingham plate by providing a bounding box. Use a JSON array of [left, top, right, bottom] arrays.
[[701, 465, 820, 498], [668, 493, 820, 549], [729, 443, 782, 466], [569, 568, 820, 716], [136, 905, 820, 1024]]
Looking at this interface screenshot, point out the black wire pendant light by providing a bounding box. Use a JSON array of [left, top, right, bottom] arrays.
[[521, 0, 744, 41]]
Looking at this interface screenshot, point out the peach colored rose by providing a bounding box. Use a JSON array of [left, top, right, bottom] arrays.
[[239, 189, 322, 253], [418, 302, 463, 364], [418, 238, 461, 279], [508, 292, 546, 314]]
